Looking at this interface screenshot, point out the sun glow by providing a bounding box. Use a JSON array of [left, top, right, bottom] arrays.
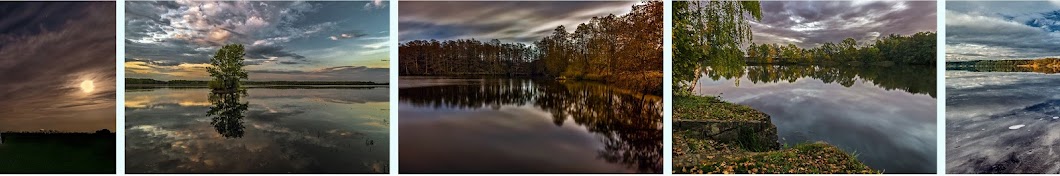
[[80, 80, 94, 93]]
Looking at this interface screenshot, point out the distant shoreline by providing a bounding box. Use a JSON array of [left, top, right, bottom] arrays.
[[126, 78, 388, 86], [126, 84, 387, 89]]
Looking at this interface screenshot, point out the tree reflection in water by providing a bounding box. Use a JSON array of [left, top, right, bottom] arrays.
[[400, 79, 663, 173], [206, 90, 249, 138], [704, 64, 936, 97], [947, 65, 1060, 74]]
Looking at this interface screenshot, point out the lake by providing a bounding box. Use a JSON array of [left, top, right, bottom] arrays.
[[399, 77, 663, 173], [946, 70, 1060, 173], [694, 65, 936, 173], [124, 87, 389, 173]]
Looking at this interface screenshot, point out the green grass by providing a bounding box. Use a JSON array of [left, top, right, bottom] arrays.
[[0, 135, 115, 173], [674, 95, 768, 121]]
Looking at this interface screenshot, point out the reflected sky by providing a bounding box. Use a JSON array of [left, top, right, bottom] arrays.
[[125, 88, 389, 173], [947, 71, 1060, 173], [399, 78, 662, 173], [696, 67, 937, 173]]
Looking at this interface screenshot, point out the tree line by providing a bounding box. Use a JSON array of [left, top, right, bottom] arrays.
[[947, 58, 1060, 74], [399, 1, 662, 93], [745, 32, 936, 65], [947, 58, 1060, 67]]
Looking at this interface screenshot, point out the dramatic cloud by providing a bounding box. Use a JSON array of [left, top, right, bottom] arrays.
[[126, 1, 390, 81], [250, 66, 388, 83], [947, 2, 1060, 61], [0, 2, 116, 132], [399, 1, 638, 43], [751, 1, 936, 49]]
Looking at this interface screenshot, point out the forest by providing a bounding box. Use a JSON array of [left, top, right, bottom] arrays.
[[745, 32, 936, 65], [399, 1, 662, 93]]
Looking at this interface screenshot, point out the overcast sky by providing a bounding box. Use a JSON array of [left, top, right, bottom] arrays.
[[947, 1, 1060, 61], [0, 2, 116, 132], [751, 1, 936, 49], [399, 1, 638, 43], [126, 1, 389, 82]]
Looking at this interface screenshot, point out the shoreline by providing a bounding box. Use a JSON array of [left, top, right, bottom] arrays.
[[672, 95, 876, 174]]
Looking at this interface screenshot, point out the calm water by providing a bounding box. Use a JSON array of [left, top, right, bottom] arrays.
[[399, 78, 662, 173], [947, 70, 1060, 173], [695, 65, 936, 173], [125, 88, 389, 173]]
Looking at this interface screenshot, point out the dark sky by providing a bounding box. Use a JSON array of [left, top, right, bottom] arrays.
[[399, 1, 639, 43], [947, 1, 1060, 61], [125, 1, 389, 82], [751, 1, 936, 49], [0, 2, 116, 132]]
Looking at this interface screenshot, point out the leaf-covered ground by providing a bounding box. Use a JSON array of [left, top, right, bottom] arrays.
[[673, 95, 877, 174], [674, 130, 877, 174]]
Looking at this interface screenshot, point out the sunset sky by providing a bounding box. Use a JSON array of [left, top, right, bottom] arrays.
[[125, 1, 389, 82], [0, 2, 116, 132], [399, 1, 639, 43], [751, 1, 936, 49]]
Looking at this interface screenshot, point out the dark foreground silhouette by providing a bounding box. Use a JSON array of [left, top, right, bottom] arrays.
[[0, 130, 116, 173]]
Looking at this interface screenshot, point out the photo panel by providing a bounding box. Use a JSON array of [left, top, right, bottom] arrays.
[[672, 1, 937, 174], [398, 1, 663, 174], [123, 1, 390, 173]]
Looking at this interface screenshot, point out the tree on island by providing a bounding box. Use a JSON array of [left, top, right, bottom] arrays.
[[207, 44, 248, 91]]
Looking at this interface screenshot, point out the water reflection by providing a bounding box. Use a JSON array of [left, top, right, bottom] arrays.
[[946, 71, 1060, 173], [703, 64, 936, 97], [946, 65, 1060, 74], [125, 88, 389, 173], [206, 91, 249, 138], [400, 78, 662, 173], [695, 65, 937, 173]]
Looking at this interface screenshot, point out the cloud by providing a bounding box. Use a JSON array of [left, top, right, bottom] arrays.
[[126, 1, 390, 81], [364, 0, 386, 10], [0, 2, 116, 132], [125, 1, 324, 66], [250, 66, 389, 82], [750, 1, 936, 49], [399, 1, 637, 43], [946, 1, 1060, 61], [363, 41, 388, 49], [329, 30, 369, 41]]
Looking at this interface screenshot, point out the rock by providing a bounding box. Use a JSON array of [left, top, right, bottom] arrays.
[[674, 119, 780, 151]]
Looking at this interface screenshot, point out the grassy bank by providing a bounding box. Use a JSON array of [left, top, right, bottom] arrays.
[[673, 95, 768, 122], [672, 95, 876, 174]]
